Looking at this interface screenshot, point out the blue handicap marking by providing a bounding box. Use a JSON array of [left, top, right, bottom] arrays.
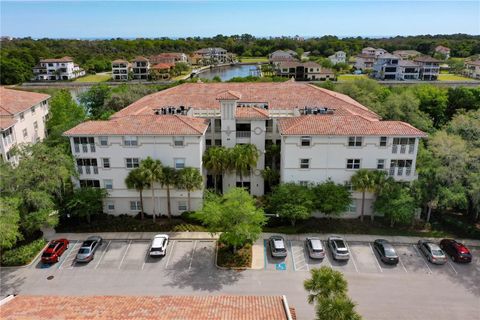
[[40, 263, 51, 269], [275, 262, 286, 271]]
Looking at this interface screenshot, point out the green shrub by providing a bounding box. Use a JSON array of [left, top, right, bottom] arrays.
[[439, 215, 480, 239], [180, 211, 203, 224], [1, 239, 47, 266]]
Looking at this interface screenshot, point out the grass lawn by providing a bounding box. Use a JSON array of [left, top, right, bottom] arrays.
[[438, 73, 474, 81], [337, 74, 368, 81], [74, 73, 111, 83], [240, 57, 269, 63], [216, 243, 252, 268], [172, 71, 192, 81]]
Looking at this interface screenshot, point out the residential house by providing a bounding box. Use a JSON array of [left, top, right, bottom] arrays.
[[269, 50, 298, 64], [435, 45, 451, 59], [0, 88, 50, 164], [149, 53, 188, 65], [414, 56, 441, 80], [328, 51, 346, 65], [361, 47, 387, 57], [275, 61, 335, 81], [397, 60, 420, 80], [132, 56, 150, 80], [32, 56, 85, 81], [392, 50, 422, 60], [193, 48, 229, 65], [64, 81, 425, 218], [464, 60, 480, 79], [150, 63, 175, 80], [111, 59, 130, 81], [354, 54, 376, 71], [372, 53, 400, 80]]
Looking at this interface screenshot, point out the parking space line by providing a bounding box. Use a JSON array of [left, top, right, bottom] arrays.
[[413, 244, 432, 274], [57, 240, 78, 270], [165, 240, 176, 269], [188, 240, 198, 270], [289, 241, 297, 271], [398, 256, 408, 273], [345, 242, 359, 273], [263, 240, 267, 270], [95, 240, 111, 269], [118, 240, 132, 269], [447, 261, 458, 275], [369, 243, 383, 273]]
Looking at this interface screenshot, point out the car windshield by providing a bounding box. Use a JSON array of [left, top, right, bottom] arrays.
[[432, 249, 444, 256], [333, 240, 346, 249], [150, 247, 164, 252], [83, 240, 94, 247], [78, 248, 90, 254], [42, 253, 52, 257]]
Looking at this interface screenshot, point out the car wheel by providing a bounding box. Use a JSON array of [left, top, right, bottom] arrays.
[[451, 255, 456, 262]]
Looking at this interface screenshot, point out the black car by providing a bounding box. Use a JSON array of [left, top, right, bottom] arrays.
[[439, 239, 472, 263], [373, 239, 399, 265]]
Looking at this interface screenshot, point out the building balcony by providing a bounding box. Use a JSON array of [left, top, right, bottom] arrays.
[[236, 131, 251, 138]]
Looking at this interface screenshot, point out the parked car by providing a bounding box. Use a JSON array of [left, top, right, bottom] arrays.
[[418, 240, 447, 265], [41, 239, 69, 264], [327, 236, 350, 261], [269, 236, 287, 258], [149, 234, 169, 257], [305, 237, 325, 259], [373, 239, 399, 265], [439, 239, 472, 263], [76, 236, 103, 263]]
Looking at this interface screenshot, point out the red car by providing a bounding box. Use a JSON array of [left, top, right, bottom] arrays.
[[41, 239, 69, 264], [439, 239, 472, 263]]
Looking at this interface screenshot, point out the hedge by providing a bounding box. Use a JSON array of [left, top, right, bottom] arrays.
[[1, 239, 47, 266]]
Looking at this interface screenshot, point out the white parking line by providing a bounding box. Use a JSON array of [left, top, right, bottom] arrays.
[[189, 240, 198, 270], [57, 240, 78, 270], [141, 245, 150, 271], [345, 242, 359, 273], [118, 240, 132, 269], [398, 256, 408, 273], [413, 244, 432, 274], [94, 240, 111, 269], [165, 240, 176, 269], [447, 261, 458, 275], [369, 243, 383, 273], [289, 241, 297, 271]]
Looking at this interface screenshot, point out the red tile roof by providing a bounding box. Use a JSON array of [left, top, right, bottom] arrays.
[[0, 117, 16, 130], [236, 106, 269, 120], [134, 56, 149, 62], [0, 295, 294, 320], [216, 90, 242, 100], [152, 63, 175, 70], [0, 87, 50, 116], [64, 115, 209, 136], [40, 56, 74, 63], [414, 56, 441, 63], [278, 115, 426, 137], [112, 59, 128, 64]]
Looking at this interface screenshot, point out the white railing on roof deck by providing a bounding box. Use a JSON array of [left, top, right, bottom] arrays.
[[193, 109, 221, 117], [268, 109, 296, 117]]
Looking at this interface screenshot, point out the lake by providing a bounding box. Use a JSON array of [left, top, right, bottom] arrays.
[[194, 64, 261, 81]]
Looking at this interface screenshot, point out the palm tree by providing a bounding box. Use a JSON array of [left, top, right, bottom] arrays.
[[139, 157, 163, 223], [315, 296, 362, 320], [177, 167, 203, 211], [231, 144, 259, 188], [350, 169, 377, 222], [370, 170, 390, 222], [125, 168, 150, 220], [304, 267, 348, 304], [203, 146, 228, 193], [159, 166, 178, 219]]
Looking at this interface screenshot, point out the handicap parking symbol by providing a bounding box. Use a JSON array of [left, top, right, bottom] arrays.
[[275, 262, 286, 271]]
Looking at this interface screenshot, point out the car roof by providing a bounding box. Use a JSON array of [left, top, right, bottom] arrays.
[[82, 240, 95, 247], [152, 237, 166, 247], [426, 242, 441, 250], [308, 238, 323, 249], [273, 239, 285, 249]]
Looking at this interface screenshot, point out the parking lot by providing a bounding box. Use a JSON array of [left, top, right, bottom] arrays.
[[263, 238, 480, 278], [31, 239, 217, 272]]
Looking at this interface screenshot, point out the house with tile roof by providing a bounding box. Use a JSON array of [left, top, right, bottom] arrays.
[[64, 81, 425, 217], [193, 48, 231, 65], [275, 61, 335, 81], [32, 56, 85, 81], [414, 56, 441, 80], [0, 87, 50, 164], [435, 45, 451, 59], [132, 56, 150, 80]]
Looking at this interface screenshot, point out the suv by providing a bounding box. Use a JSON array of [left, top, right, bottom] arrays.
[[418, 240, 447, 265], [328, 236, 350, 261], [269, 236, 287, 258], [439, 239, 472, 263], [306, 237, 325, 259], [149, 234, 169, 257]]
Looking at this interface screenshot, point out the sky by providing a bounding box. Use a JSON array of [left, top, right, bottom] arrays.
[[1, 1, 479, 38]]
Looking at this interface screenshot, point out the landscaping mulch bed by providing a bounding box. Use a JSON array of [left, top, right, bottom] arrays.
[[216, 243, 252, 269]]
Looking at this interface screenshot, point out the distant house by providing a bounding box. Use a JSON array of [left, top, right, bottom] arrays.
[[464, 60, 480, 79], [150, 63, 175, 80], [193, 48, 229, 65], [111, 59, 130, 81], [354, 54, 376, 70], [435, 45, 451, 59], [392, 50, 422, 60], [275, 61, 334, 81], [372, 53, 400, 80], [397, 60, 420, 80], [361, 47, 387, 57], [32, 56, 85, 81], [132, 56, 150, 80], [149, 53, 188, 65], [269, 50, 298, 64], [413, 56, 441, 80], [328, 51, 346, 65]]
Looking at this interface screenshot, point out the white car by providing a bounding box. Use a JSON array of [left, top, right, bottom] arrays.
[[327, 236, 350, 261], [149, 234, 169, 257]]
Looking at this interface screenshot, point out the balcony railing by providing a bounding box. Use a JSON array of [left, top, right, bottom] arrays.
[[236, 131, 251, 138], [389, 167, 412, 177]]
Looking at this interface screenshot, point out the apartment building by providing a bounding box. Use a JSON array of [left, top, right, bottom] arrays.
[[64, 81, 425, 218], [32, 56, 85, 81], [0, 88, 50, 164], [132, 56, 150, 80], [464, 60, 480, 79], [111, 59, 130, 81], [193, 48, 229, 65], [328, 51, 346, 65], [397, 60, 420, 80], [414, 56, 441, 80], [275, 61, 335, 81], [372, 54, 420, 80], [150, 53, 188, 65]]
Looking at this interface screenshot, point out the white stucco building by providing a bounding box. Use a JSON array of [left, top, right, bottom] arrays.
[[32, 56, 85, 81], [112, 59, 130, 81], [64, 81, 426, 218], [328, 51, 346, 65], [0, 88, 50, 164]]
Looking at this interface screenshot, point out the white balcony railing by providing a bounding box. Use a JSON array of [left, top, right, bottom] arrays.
[[236, 131, 251, 138]]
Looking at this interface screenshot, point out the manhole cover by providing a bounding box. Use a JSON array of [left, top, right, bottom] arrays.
[[47, 276, 54, 280]]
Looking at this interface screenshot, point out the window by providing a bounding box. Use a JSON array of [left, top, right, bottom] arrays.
[[124, 136, 138, 146], [174, 158, 185, 169], [346, 159, 361, 169], [33, 121, 38, 130], [348, 136, 363, 147], [22, 128, 28, 138], [99, 136, 108, 146], [130, 201, 141, 211], [299, 181, 309, 186], [301, 136, 311, 146], [380, 136, 387, 147], [300, 158, 310, 169], [174, 136, 184, 146], [215, 139, 222, 146], [348, 201, 357, 213], [377, 159, 385, 170], [178, 201, 188, 211], [79, 179, 100, 188], [102, 158, 110, 168], [125, 158, 139, 168], [31, 106, 36, 114], [106, 201, 115, 211], [104, 179, 113, 190], [19, 112, 24, 121]]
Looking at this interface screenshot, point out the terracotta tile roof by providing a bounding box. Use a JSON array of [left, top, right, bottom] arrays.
[[435, 45, 450, 52], [0, 295, 294, 320], [236, 106, 269, 120], [64, 115, 209, 136], [134, 56, 149, 62], [0, 87, 50, 116], [414, 56, 441, 63], [465, 60, 480, 67], [278, 115, 427, 137], [216, 90, 242, 100], [112, 59, 128, 64], [40, 56, 74, 63], [152, 63, 175, 70], [0, 117, 16, 130]]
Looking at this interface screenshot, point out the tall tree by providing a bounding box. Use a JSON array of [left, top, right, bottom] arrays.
[[304, 266, 348, 303], [350, 169, 377, 222], [139, 157, 163, 223], [313, 181, 352, 216], [78, 84, 112, 119], [159, 166, 178, 219], [177, 167, 203, 211], [231, 144, 259, 188], [0, 197, 22, 249], [203, 146, 228, 193], [66, 187, 108, 224], [125, 168, 150, 220], [374, 182, 417, 227], [267, 183, 315, 226]]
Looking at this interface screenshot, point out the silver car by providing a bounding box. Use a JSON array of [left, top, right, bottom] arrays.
[[76, 236, 103, 263], [328, 236, 350, 261], [418, 240, 447, 265], [306, 237, 325, 259]]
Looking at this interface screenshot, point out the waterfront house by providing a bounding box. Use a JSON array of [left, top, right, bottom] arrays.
[[149, 53, 189, 65], [32, 56, 85, 81], [414, 56, 441, 80], [193, 48, 229, 65], [464, 60, 480, 79], [111, 59, 130, 81], [150, 63, 175, 80]]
